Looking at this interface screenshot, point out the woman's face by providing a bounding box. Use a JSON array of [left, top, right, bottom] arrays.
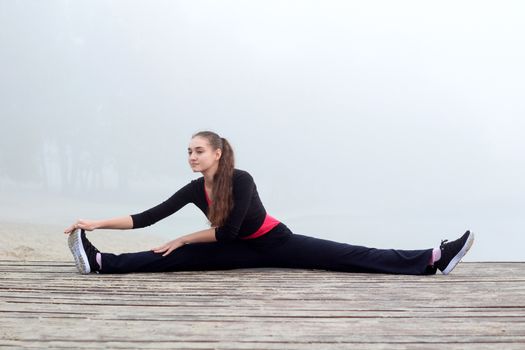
[[187, 136, 221, 173]]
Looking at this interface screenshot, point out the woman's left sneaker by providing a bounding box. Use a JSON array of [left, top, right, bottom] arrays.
[[435, 230, 475, 275], [68, 229, 100, 274]]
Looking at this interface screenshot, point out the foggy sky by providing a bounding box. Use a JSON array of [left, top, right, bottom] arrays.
[[1, 1, 524, 261]]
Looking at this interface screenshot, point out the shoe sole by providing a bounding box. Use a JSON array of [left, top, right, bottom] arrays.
[[67, 229, 91, 274], [442, 232, 475, 275]]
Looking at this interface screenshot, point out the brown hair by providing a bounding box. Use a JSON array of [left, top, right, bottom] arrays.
[[192, 131, 235, 227]]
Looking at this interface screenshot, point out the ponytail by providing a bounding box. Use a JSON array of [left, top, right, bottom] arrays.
[[192, 131, 235, 227]]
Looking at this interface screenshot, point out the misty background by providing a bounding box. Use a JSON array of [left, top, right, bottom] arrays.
[[1, 1, 524, 261]]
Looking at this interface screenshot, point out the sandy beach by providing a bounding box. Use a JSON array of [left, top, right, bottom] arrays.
[[0, 220, 167, 262]]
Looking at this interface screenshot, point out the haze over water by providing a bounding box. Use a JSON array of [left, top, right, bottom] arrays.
[[1, 1, 524, 261]]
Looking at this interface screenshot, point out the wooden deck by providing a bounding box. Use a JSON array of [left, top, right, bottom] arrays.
[[1, 261, 524, 349]]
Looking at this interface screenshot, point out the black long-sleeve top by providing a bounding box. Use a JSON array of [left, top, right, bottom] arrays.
[[131, 169, 271, 241]]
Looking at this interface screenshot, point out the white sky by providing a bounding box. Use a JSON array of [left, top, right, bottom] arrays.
[[1, 0, 524, 260]]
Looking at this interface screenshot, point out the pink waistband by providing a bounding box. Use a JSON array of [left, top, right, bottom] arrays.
[[240, 214, 280, 240]]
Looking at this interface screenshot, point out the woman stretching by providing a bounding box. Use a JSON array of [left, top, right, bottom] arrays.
[[64, 131, 474, 275]]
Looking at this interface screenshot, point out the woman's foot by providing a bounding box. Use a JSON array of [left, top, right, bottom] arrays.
[[434, 230, 475, 275], [67, 229, 101, 274]]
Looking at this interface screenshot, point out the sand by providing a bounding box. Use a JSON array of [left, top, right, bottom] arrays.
[[0, 220, 168, 261]]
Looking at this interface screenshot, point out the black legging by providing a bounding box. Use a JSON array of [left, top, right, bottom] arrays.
[[100, 223, 436, 275]]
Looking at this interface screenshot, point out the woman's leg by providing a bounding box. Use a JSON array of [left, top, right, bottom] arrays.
[[72, 224, 461, 275], [99, 240, 270, 274], [265, 232, 436, 275]]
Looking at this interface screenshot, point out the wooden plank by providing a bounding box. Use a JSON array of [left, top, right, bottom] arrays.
[[1, 261, 524, 349]]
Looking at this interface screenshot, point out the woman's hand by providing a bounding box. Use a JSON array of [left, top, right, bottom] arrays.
[[64, 219, 99, 235], [151, 239, 186, 257]]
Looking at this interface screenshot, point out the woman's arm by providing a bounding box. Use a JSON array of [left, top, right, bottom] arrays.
[[179, 227, 218, 244], [131, 182, 194, 229], [64, 180, 195, 235], [64, 216, 133, 234], [151, 227, 217, 256]]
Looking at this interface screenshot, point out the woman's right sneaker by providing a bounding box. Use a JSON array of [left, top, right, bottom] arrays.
[[435, 230, 475, 275], [68, 229, 100, 274]]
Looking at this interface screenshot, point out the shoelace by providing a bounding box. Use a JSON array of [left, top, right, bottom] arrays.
[[440, 239, 449, 249]]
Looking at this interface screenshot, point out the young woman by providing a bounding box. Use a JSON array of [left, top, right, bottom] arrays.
[[64, 131, 474, 275]]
